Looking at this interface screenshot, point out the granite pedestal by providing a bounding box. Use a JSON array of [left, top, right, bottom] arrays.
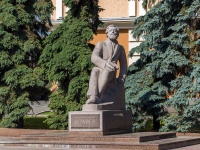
[[68, 109, 132, 135]]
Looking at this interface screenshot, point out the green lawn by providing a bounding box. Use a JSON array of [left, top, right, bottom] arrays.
[[24, 117, 49, 129]]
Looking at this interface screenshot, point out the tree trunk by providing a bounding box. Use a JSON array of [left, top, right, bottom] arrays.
[[153, 114, 160, 131], [17, 117, 24, 128]]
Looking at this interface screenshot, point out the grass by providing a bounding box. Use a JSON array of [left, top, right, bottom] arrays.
[[138, 119, 154, 132], [24, 116, 49, 129], [38, 111, 53, 116]]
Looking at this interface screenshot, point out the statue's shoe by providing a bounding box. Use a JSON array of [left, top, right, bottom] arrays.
[[86, 96, 99, 104]]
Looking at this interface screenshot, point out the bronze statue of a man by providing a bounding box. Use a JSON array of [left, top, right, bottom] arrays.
[[86, 24, 127, 104]]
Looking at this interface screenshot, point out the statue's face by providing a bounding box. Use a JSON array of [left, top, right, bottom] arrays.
[[107, 26, 119, 40]]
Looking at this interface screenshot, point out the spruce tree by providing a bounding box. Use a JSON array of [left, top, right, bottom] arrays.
[[125, 0, 200, 132], [39, 0, 102, 129], [0, 0, 54, 128]]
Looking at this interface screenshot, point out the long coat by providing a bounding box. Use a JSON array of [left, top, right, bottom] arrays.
[[91, 38, 127, 80], [87, 38, 127, 105]]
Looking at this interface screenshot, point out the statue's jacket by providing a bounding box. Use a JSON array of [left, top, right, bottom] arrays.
[[91, 38, 127, 80]]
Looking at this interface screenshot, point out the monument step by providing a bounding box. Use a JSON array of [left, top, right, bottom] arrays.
[[1, 136, 200, 150], [148, 136, 200, 150], [21, 132, 176, 143]]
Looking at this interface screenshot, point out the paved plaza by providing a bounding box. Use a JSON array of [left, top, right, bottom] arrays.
[[0, 129, 200, 149], [0, 145, 200, 150], [0, 136, 200, 150]]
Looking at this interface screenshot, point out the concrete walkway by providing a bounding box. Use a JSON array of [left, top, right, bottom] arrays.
[[0, 148, 122, 150], [0, 145, 200, 150]]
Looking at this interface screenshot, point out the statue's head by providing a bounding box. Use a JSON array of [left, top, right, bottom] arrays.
[[105, 24, 119, 41]]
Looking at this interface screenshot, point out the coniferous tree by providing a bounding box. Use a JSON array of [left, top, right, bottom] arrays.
[[0, 0, 54, 128], [39, 0, 103, 129], [125, 0, 200, 132]]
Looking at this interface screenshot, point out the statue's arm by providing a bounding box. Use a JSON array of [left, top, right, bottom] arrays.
[[91, 42, 106, 69], [119, 46, 127, 81]]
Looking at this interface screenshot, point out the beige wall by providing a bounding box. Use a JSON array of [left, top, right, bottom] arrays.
[[62, 3, 66, 17], [51, 0, 56, 20], [51, 0, 150, 20], [98, 0, 149, 18], [99, 0, 129, 18], [51, 0, 67, 20], [147, 0, 161, 10]]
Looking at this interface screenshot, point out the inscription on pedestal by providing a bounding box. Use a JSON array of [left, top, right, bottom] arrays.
[[71, 114, 100, 129]]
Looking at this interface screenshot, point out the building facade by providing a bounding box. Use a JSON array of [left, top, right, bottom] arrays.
[[50, 0, 153, 65]]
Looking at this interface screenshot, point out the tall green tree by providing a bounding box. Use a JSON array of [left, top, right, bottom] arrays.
[[0, 0, 54, 128], [125, 0, 200, 132], [39, 0, 103, 129]]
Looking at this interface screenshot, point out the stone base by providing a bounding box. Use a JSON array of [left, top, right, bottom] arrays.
[[68, 110, 132, 135]]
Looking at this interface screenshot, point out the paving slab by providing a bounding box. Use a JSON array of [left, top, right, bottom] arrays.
[[0, 147, 121, 150]]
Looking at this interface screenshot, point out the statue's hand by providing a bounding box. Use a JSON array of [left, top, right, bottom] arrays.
[[105, 61, 118, 71]]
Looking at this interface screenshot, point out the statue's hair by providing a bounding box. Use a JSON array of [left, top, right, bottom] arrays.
[[105, 24, 119, 34]]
